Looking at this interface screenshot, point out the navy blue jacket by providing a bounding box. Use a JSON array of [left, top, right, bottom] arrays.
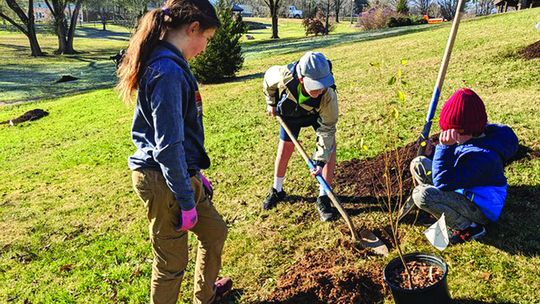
[[128, 41, 209, 210], [432, 124, 518, 221]]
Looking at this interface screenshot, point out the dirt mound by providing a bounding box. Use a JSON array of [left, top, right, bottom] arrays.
[[335, 140, 422, 198], [520, 40, 540, 60], [335, 139, 538, 199], [264, 249, 385, 304], [55, 75, 79, 83], [0, 109, 49, 126]]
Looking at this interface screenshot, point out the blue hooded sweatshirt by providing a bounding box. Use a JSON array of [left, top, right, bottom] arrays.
[[432, 124, 518, 222], [128, 41, 210, 210]]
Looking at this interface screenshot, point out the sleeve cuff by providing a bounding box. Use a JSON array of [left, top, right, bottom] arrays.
[[314, 160, 326, 168], [176, 198, 196, 211]]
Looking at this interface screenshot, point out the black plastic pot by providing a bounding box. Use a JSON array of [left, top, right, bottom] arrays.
[[383, 252, 451, 304]]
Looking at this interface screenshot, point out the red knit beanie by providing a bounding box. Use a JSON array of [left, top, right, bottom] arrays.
[[439, 88, 487, 135]]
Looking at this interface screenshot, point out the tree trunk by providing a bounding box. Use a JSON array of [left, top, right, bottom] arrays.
[[324, 0, 330, 35], [1, 0, 44, 56], [101, 7, 107, 31], [271, 6, 279, 39], [56, 19, 68, 54], [65, 0, 82, 54], [335, 0, 340, 23], [27, 24, 44, 57]]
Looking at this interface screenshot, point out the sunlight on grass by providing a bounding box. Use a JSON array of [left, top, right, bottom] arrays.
[[1, 8, 539, 304]]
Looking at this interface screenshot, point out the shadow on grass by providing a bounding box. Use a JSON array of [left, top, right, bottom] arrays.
[[226, 72, 265, 83], [281, 194, 380, 216], [453, 299, 514, 304], [0, 43, 34, 53], [221, 288, 244, 304], [75, 27, 130, 41], [243, 24, 442, 58], [282, 194, 316, 205], [202, 72, 265, 85], [481, 185, 540, 256]]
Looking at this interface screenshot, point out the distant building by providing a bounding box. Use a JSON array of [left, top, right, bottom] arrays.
[[33, 0, 84, 23], [237, 4, 253, 17]]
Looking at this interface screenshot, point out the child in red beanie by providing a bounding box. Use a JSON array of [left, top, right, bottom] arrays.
[[409, 88, 518, 244]]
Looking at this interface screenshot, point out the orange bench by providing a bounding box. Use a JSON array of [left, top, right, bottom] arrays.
[[423, 15, 445, 24]]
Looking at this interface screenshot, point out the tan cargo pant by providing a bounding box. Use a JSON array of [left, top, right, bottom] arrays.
[[132, 169, 228, 304]]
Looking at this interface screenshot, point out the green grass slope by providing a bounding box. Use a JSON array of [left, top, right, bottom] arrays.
[[1, 9, 539, 303]]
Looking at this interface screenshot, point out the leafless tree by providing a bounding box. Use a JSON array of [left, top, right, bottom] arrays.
[[0, 0, 44, 56], [334, 0, 342, 22], [44, 0, 83, 54], [414, 0, 431, 14], [437, 0, 459, 20], [471, 0, 494, 15]]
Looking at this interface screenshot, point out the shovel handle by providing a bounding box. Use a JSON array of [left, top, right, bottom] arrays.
[[418, 0, 466, 155], [276, 116, 360, 244]]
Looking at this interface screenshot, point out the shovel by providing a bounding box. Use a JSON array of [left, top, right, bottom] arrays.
[[276, 116, 388, 256], [417, 0, 466, 156], [403, 0, 467, 220]]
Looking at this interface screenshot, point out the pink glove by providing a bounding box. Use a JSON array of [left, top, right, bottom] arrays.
[[200, 173, 213, 199], [176, 207, 198, 231]]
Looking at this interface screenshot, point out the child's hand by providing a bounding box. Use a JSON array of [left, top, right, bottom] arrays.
[[439, 129, 473, 145], [310, 166, 323, 176], [176, 207, 198, 232], [267, 105, 276, 117], [439, 129, 459, 145]]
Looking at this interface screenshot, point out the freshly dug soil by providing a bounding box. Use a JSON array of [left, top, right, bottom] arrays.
[[335, 139, 538, 199], [386, 260, 444, 290], [334, 138, 430, 198], [264, 249, 385, 304], [520, 40, 540, 60]]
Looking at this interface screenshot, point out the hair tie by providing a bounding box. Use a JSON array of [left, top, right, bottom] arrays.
[[161, 7, 170, 16]]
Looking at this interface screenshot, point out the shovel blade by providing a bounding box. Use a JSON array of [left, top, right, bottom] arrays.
[[359, 229, 389, 256]]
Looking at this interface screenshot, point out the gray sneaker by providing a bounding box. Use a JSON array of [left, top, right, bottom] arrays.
[[316, 195, 338, 222]]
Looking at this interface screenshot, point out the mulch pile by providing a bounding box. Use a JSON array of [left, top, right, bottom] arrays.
[[386, 260, 444, 290], [520, 40, 540, 60], [264, 249, 385, 304]]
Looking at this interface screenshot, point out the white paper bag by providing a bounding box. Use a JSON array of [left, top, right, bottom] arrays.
[[424, 213, 449, 251]]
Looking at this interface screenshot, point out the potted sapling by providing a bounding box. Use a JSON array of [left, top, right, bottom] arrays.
[[369, 59, 451, 304]]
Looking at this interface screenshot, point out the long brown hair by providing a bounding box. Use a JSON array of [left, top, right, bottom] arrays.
[[117, 0, 220, 103]]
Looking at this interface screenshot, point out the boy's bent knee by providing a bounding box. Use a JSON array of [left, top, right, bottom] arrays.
[[412, 185, 438, 209]]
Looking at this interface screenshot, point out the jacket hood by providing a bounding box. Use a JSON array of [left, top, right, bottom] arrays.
[[146, 41, 195, 84], [469, 124, 518, 161]]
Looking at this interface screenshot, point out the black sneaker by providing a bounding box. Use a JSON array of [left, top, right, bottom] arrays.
[[316, 195, 338, 222], [449, 225, 487, 245], [262, 188, 286, 210]]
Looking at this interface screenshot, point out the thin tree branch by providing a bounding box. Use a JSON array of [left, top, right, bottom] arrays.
[[5, 0, 29, 23], [67, 0, 82, 38], [0, 11, 28, 35], [43, 0, 57, 18]]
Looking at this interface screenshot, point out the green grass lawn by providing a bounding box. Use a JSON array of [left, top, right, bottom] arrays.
[[1, 9, 540, 303], [0, 18, 357, 104], [0, 23, 130, 104]]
